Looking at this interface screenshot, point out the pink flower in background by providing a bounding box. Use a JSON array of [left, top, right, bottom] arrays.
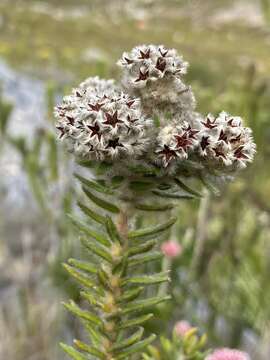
[[174, 320, 192, 337], [206, 348, 250, 360], [161, 240, 182, 258]]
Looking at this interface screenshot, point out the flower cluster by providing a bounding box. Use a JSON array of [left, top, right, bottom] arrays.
[[197, 112, 256, 170], [55, 45, 256, 177], [118, 45, 195, 118], [118, 44, 188, 88], [55, 79, 152, 160], [206, 348, 250, 360], [156, 122, 199, 167]]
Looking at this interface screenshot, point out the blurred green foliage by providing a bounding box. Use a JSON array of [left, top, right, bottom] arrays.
[[0, 88, 13, 137]]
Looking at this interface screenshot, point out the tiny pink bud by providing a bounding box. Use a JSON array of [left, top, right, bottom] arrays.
[[206, 348, 250, 360], [174, 320, 192, 337], [161, 240, 182, 258]]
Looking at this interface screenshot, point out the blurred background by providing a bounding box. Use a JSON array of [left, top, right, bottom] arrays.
[[0, 0, 270, 359]]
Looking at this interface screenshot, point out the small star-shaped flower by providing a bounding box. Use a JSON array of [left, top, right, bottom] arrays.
[[200, 136, 210, 150], [126, 100, 135, 108], [234, 146, 248, 159], [174, 133, 193, 151], [103, 111, 124, 128], [138, 48, 150, 59], [214, 147, 227, 159], [66, 116, 75, 125], [124, 57, 134, 65], [202, 116, 218, 129], [56, 126, 66, 139], [228, 118, 239, 127], [156, 57, 166, 72], [127, 114, 139, 124], [135, 70, 149, 82], [106, 138, 124, 149], [157, 145, 177, 166], [89, 102, 103, 112], [184, 125, 199, 139], [159, 47, 169, 57], [230, 134, 241, 144], [218, 130, 229, 143], [87, 122, 101, 140]]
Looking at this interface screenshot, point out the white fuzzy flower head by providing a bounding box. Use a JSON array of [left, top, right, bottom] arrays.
[[156, 121, 199, 167], [197, 112, 256, 170], [118, 44, 188, 89], [55, 77, 152, 161], [75, 76, 117, 97], [118, 45, 194, 119]]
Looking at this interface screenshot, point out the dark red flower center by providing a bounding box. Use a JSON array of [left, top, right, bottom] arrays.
[[234, 146, 248, 159], [106, 138, 124, 149], [103, 111, 123, 127], [135, 69, 149, 82], [174, 133, 193, 150], [202, 117, 218, 129]]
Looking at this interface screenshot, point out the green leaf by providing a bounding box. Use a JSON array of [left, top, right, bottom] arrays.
[[63, 300, 102, 326], [68, 214, 110, 246], [85, 322, 102, 346], [129, 181, 155, 192], [152, 189, 194, 199], [76, 159, 95, 168], [117, 287, 144, 303], [80, 291, 102, 308], [97, 269, 111, 291], [122, 295, 171, 314], [119, 313, 154, 329], [82, 186, 120, 213], [112, 327, 144, 351], [135, 203, 174, 211], [111, 176, 125, 188], [174, 178, 202, 198], [158, 183, 171, 190], [146, 344, 161, 359], [75, 173, 113, 195], [0, 98, 13, 136], [112, 255, 128, 277], [60, 343, 88, 360], [78, 202, 106, 225], [128, 217, 177, 240], [95, 162, 113, 175], [127, 240, 156, 257], [142, 354, 152, 360], [105, 216, 122, 244], [128, 251, 163, 267], [199, 174, 220, 196], [122, 272, 170, 286], [62, 263, 96, 289], [127, 165, 158, 176], [68, 259, 97, 275], [81, 237, 113, 263], [115, 334, 156, 359], [74, 339, 106, 359], [47, 132, 58, 181]]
